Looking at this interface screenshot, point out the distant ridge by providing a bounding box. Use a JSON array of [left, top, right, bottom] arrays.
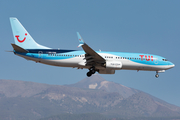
[[0, 77, 180, 120], [69, 74, 139, 98]]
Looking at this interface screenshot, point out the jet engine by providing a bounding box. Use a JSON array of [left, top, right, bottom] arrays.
[[98, 69, 115, 74]]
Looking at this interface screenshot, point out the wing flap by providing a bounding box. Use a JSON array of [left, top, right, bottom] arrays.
[[82, 43, 104, 62]]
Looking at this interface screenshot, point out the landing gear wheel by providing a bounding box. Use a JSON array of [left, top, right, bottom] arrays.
[[86, 66, 97, 77], [155, 74, 159, 78], [90, 69, 96, 74], [87, 72, 92, 77]]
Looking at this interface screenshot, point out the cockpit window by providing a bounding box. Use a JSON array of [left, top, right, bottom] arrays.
[[162, 59, 168, 61]]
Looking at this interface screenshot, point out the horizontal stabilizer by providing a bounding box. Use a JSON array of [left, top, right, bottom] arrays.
[[11, 43, 29, 53], [5, 50, 14, 52]]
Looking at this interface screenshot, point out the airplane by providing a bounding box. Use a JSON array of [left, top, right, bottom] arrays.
[[10, 17, 175, 78]]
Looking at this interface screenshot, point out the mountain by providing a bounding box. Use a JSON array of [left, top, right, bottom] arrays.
[[68, 74, 180, 117], [0, 75, 180, 120], [68, 74, 139, 98]]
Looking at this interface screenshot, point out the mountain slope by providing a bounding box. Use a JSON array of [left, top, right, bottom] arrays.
[[68, 74, 180, 116], [69, 74, 139, 98], [0, 76, 180, 120]]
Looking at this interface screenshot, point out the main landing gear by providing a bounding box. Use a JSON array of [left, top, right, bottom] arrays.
[[155, 71, 159, 78], [87, 67, 96, 77]]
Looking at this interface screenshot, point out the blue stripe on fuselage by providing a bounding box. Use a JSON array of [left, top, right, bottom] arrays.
[[19, 49, 85, 60], [27, 49, 77, 54]]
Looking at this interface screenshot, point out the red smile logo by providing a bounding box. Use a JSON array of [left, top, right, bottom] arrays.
[[15, 33, 27, 43]]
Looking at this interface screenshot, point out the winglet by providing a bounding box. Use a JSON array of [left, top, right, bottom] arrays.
[[77, 32, 85, 47], [76, 32, 105, 62]]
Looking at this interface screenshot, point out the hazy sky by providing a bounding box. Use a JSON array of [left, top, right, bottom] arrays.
[[1, 0, 180, 107]]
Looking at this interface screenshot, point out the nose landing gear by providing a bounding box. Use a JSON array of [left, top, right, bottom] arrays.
[[155, 71, 159, 78], [155, 74, 159, 78]]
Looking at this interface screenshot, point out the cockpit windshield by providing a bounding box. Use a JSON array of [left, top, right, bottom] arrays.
[[162, 59, 168, 61]]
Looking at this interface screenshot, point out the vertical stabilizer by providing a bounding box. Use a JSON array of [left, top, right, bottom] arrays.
[[10, 17, 50, 49]]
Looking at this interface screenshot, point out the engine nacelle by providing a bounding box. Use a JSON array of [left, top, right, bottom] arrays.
[[98, 69, 115, 74], [105, 61, 122, 69]]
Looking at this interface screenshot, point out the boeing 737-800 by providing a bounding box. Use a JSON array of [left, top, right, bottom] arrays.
[[10, 18, 175, 78]]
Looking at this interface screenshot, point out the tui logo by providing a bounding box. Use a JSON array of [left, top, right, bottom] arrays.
[[15, 33, 27, 43]]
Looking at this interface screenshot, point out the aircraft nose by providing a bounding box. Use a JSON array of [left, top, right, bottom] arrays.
[[168, 62, 175, 68]]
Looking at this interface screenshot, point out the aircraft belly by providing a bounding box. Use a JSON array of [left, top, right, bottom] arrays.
[[41, 58, 82, 67], [16, 54, 81, 67], [47, 59, 80, 67]]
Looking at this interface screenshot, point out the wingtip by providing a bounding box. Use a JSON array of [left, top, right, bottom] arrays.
[[9, 17, 17, 20]]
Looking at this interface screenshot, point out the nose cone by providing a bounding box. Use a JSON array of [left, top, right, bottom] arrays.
[[168, 62, 175, 69]]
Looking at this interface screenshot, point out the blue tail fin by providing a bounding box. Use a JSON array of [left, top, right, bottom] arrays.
[[10, 17, 50, 49]]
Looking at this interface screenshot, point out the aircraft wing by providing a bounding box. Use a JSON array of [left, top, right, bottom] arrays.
[[77, 32, 105, 66]]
